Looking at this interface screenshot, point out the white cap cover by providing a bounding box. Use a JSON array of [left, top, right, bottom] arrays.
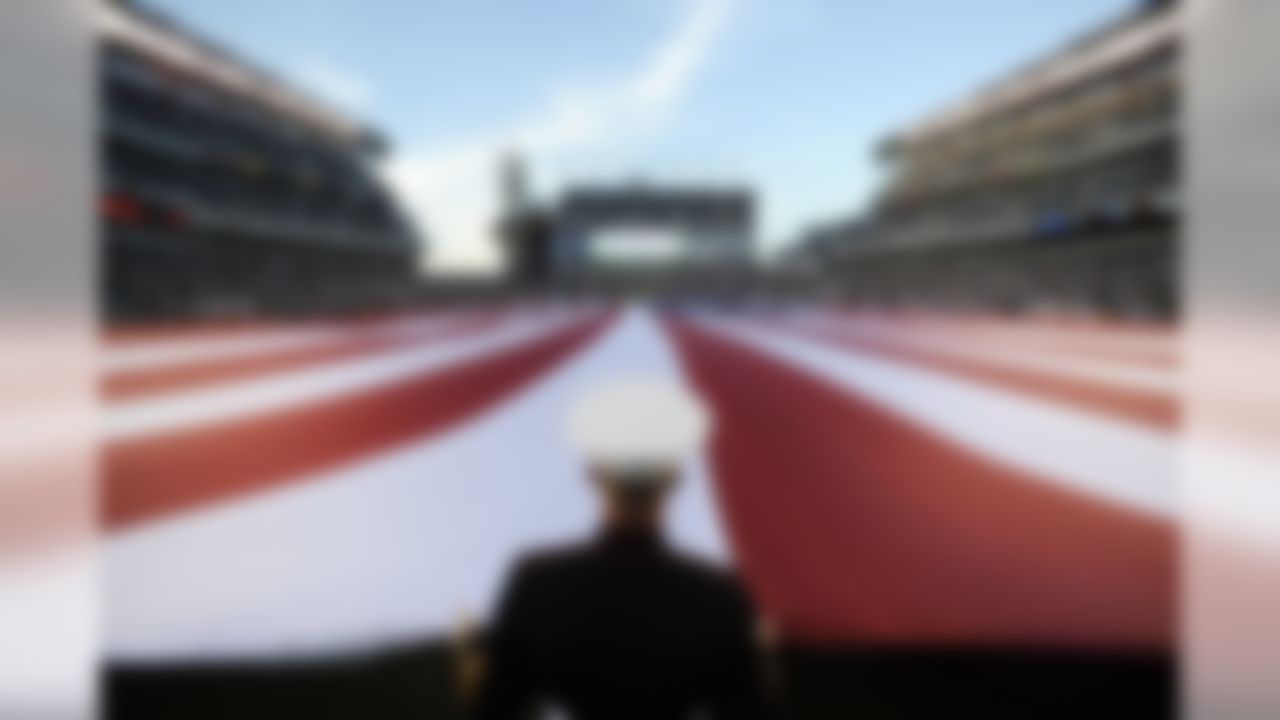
[[566, 377, 712, 470]]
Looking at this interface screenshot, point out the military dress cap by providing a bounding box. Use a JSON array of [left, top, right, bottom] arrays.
[[566, 377, 712, 478]]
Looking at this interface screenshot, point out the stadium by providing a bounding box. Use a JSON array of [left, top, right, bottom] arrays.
[[100, 0, 421, 322], [787, 0, 1179, 320], [98, 0, 1178, 717]]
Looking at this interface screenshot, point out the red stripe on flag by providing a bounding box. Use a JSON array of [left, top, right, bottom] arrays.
[[104, 307, 500, 345], [106, 314, 615, 530], [758, 317, 1178, 431], [828, 311, 1178, 367], [663, 316, 1173, 651], [105, 311, 507, 399]]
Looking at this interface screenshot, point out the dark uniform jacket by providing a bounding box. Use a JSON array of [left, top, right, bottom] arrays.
[[474, 527, 768, 720]]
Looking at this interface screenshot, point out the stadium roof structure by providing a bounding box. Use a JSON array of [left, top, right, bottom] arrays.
[[881, 1, 1179, 155], [95, 0, 386, 153]]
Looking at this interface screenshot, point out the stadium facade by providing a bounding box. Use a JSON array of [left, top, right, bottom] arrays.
[[98, 0, 422, 321], [554, 184, 752, 272], [790, 0, 1179, 318], [499, 167, 756, 295]]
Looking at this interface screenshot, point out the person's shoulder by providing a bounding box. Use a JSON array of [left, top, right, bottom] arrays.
[[510, 540, 597, 581], [667, 550, 750, 603]]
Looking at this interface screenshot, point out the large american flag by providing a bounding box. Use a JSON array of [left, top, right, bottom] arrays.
[[103, 303, 1175, 661]]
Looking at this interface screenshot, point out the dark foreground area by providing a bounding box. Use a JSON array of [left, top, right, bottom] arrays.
[[108, 641, 1173, 719]]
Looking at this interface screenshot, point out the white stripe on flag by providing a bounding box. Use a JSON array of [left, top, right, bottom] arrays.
[[692, 313, 1176, 518], [106, 310, 591, 441], [782, 312, 1177, 394], [105, 306, 727, 661], [104, 313, 477, 375]]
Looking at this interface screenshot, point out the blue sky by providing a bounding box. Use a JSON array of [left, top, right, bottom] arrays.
[[153, 0, 1135, 274]]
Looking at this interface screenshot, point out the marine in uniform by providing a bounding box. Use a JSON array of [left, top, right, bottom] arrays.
[[474, 379, 769, 719]]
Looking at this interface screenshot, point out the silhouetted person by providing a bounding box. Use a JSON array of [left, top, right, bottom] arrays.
[[474, 379, 768, 720]]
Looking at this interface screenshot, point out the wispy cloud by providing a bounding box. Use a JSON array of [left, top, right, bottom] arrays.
[[383, 0, 737, 275], [296, 58, 375, 113]]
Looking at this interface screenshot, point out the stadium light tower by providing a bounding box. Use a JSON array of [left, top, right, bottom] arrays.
[[501, 151, 530, 217]]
